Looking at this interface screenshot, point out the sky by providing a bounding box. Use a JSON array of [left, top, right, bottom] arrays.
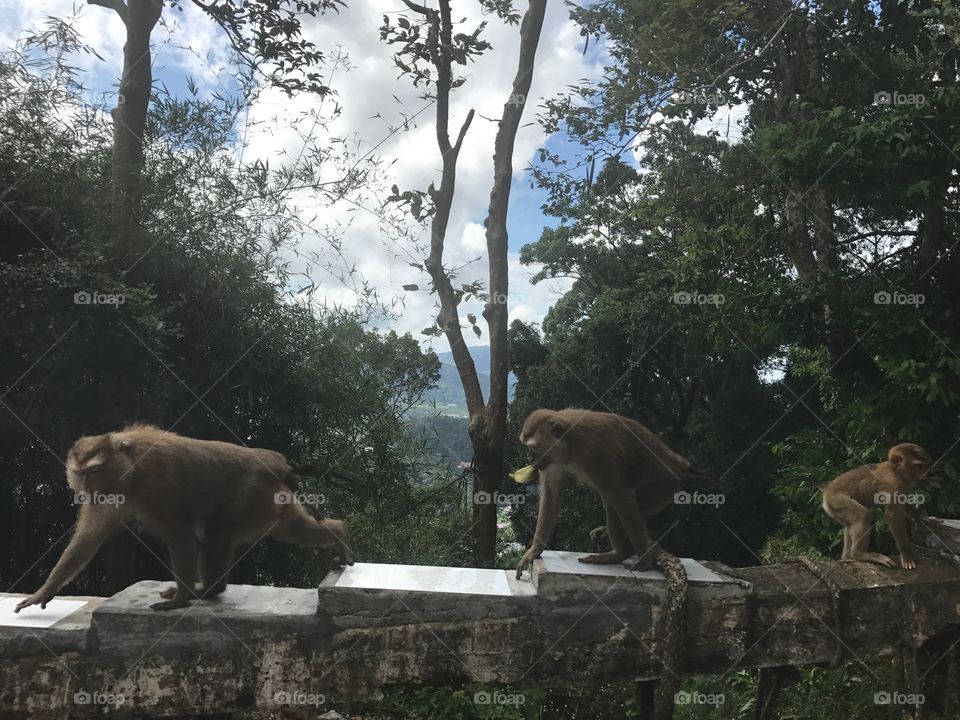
[[0, 0, 603, 350], [0, 1, 747, 353]]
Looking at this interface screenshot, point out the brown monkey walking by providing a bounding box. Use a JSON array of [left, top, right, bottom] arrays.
[[516, 408, 699, 578], [16, 425, 354, 612], [821, 443, 940, 570]]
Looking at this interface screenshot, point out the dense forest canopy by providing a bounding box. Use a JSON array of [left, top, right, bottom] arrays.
[[510, 0, 960, 568]]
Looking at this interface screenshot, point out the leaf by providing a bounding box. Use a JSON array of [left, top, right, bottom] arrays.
[[403, 284, 419, 291], [472, 325, 481, 338]]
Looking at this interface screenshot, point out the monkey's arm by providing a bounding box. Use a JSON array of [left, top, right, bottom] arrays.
[[149, 532, 198, 611], [885, 506, 918, 570], [15, 506, 118, 612], [904, 503, 942, 523], [516, 467, 564, 579]]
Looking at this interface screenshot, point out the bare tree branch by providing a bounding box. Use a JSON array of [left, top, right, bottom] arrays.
[[417, 0, 485, 417], [87, 0, 128, 25], [483, 0, 548, 432]]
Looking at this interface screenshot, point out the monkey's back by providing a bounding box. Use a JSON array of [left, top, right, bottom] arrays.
[[562, 409, 689, 495], [117, 425, 292, 523], [824, 463, 891, 507]]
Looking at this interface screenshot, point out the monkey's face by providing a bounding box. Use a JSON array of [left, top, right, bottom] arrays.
[[66, 434, 135, 492], [520, 410, 570, 470], [889, 443, 932, 484]]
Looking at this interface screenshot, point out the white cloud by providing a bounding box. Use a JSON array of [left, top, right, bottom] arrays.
[[630, 100, 749, 167], [461, 221, 487, 254], [238, 1, 594, 344], [2, 0, 594, 349], [694, 102, 749, 142]]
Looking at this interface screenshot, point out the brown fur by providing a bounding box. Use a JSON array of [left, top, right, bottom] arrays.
[[515, 408, 691, 578], [821, 443, 937, 570], [16, 425, 353, 612]]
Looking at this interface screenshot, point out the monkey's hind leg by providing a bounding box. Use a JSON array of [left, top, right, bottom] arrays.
[[826, 495, 895, 566], [197, 533, 236, 599], [158, 583, 203, 600], [580, 497, 649, 568], [841, 525, 854, 559], [847, 550, 897, 568], [847, 511, 896, 568]]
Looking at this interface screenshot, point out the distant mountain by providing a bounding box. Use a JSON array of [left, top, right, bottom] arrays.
[[421, 346, 515, 415], [407, 413, 473, 466]]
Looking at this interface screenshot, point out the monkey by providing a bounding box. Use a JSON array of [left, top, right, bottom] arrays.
[[821, 443, 941, 570], [15, 424, 354, 612], [516, 408, 702, 579], [589, 525, 610, 549]]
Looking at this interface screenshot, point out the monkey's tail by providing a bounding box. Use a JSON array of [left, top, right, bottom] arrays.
[[285, 473, 302, 494]]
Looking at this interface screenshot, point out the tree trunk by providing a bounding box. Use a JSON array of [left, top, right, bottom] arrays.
[[469, 413, 502, 567], [91, 0, 162, 269], [470, 0, 547, 566], [412, 0, 547, 566]]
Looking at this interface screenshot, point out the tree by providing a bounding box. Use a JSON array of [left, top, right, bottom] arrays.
[[511, 127, 788, 566], [538, 0, 960, 379], [381, 0, 547, 564], [0, 27, 455, 596], [86, 0, 345, 268]]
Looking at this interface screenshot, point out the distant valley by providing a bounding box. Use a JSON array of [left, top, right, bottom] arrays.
[[411, 346, 517, 466]]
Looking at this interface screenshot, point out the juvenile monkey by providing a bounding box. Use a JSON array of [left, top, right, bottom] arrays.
[[16, 425, 354, 612], [822, 443, 940, 570], [516, 408, 700, 578]]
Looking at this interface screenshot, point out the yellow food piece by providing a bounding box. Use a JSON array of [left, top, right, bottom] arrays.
[[510, 465, 537, 484]]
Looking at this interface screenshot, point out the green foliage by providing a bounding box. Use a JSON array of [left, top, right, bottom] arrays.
[[0, 23, 464, 594], [510, 126, 789, 565], [168, 0, 346, 95], [518, 0, 960, 573]]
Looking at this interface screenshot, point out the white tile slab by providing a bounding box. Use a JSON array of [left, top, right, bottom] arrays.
[[334, 563, 514, 596], [0, 598, 89, 628], [541, 551, 734, 585]]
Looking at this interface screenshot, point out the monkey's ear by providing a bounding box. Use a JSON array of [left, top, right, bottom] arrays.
[[80, 455, 104, 472], [109, 434, 134, 453], [547, 418, 568, 437]]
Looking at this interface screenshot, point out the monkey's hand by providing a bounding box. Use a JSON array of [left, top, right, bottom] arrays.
[[589, 525, 610, 548], [150, 596, 192, 611], [900, 554, 918, 571], [334, 544, 355, 568], [14, 588, 56, 613], [515, 546, 542, 579], [327, 519, 355, 567]]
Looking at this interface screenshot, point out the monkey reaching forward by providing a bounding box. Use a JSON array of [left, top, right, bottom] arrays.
[[821, 443, 940, 570], [516, 408, 701, 579], [16, 425, 354, 612]]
